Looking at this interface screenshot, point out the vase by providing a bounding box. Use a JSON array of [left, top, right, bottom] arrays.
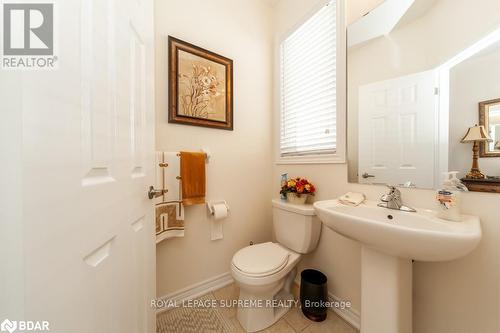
[[286, 192, 309, 204]]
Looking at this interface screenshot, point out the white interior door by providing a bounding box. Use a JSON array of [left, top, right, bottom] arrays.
[[1, 0, 156, 332], [358, 70, 437, 188]]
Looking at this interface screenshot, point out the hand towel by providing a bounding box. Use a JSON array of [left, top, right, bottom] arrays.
[[180, 151, 206, 206], [156, 202, 185, 244], [339, 192, 366, 206]]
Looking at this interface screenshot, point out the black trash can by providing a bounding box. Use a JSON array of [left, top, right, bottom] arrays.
[[300, 269, 328, 322]]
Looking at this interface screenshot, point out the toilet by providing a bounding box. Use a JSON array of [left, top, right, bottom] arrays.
[[231, 199, 322, 332]]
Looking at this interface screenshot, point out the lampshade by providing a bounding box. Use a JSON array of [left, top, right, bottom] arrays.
[[461, 125, 492, 143]]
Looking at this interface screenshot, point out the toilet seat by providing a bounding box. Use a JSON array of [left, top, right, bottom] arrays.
[[232, 242, 290, 277]]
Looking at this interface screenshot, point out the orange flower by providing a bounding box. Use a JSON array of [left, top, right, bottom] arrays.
[[280, 176, 316, 196]]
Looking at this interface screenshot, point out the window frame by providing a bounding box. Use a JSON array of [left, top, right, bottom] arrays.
[[275, 0, 346, 165]]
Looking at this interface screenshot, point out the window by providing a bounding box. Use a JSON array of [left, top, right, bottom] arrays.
[[280, 1, 338, 159]]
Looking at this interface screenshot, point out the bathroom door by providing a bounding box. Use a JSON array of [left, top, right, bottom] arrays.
[[2, 0, 156, 332], [358, 70, 437, 188]]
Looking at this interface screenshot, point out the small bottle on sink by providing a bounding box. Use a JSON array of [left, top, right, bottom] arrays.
[[436, 172, 468, 222]]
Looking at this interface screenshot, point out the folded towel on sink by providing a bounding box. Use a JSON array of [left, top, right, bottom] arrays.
[[339, 192, 366, 206]]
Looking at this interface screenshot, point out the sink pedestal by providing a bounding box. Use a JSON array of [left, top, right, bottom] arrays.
[[361, 246, 412, 333]]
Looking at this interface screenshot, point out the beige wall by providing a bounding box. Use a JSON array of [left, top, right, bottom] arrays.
[[449, 49, 500, 177], [154, 0, 274, 297], [274, 0, 500, 332]]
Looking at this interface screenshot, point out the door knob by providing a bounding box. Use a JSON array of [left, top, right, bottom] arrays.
[[362, 172, 375, 179], [148, 186, 167, 200]]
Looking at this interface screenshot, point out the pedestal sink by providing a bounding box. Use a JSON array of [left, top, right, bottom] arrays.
[[313, 199, 481, 333]]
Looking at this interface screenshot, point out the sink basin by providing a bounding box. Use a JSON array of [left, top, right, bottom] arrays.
[[313, 199, 481, 261], [313, 198, 482, 333]]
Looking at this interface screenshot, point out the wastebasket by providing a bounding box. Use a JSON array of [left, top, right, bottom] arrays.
[[300, 269, 328, 322]]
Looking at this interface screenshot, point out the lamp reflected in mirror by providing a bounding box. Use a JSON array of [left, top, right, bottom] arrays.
[[461, 125, 492, 179]]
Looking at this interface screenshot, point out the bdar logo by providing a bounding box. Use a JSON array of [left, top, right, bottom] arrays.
[[0, 319, 17, 333]]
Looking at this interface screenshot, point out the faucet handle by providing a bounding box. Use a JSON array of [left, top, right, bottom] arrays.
[[380, 185, 393, 202], [386, 184, 397, 191], [380, 193, 391, 202], [381, 185, 401, 203], [379, 185, 415, 212], [386, 185, 401, 194]]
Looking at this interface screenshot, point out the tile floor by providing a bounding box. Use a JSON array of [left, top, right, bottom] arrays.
[[211, 283, 359, 333]]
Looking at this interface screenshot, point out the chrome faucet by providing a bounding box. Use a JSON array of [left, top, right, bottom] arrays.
[[378, 185, 416, 212]]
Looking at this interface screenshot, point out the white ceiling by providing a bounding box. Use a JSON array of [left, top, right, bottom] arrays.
[[348, 0, 415, 48], [396, 0, 438, 28]]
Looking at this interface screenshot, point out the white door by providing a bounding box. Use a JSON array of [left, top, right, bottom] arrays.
[[0, 0, 156, 332], [358, 70, 437, 188]]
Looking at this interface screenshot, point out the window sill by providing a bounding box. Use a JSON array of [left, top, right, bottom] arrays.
[[275, 155, 346, 165]]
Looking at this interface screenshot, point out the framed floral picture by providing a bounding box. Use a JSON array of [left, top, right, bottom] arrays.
[[168, 36, 233, 130]]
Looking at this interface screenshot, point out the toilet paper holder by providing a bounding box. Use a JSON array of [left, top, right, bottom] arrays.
[[206, 200, 230, 215]]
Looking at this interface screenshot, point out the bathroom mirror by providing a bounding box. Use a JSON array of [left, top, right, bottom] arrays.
[[347, 0, 500, 191], [479, 99, 500, 157]]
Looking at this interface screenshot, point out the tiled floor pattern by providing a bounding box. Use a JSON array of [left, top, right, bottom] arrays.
[[157, 283, 359, 333], [157, 293, 232, 333]]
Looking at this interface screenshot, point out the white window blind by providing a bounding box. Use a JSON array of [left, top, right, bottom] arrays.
[[280, 0, 337, 157]]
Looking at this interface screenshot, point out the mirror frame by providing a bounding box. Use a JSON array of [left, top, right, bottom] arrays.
[[479, 98, 500, 158]]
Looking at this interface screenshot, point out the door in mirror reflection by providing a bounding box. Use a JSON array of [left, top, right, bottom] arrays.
[[358, 70, 437, 188]]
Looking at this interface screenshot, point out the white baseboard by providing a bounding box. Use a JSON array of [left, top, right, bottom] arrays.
[[157, 272, 234, 313], [327, 292, 360, 330]]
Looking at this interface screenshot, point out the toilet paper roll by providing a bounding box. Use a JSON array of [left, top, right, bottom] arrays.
[[212, 203, 228, 220]]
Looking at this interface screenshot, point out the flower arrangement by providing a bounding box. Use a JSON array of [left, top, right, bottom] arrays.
[[280, 177, 316, 204], [179, 64, 224, 119]]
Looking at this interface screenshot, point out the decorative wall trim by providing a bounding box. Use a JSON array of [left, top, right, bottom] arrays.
[[157, 272, 234, 314]]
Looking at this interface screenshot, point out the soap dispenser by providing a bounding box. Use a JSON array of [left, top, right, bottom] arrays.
[[436, 171, 467, 222]]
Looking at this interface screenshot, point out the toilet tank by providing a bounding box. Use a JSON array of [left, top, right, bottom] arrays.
[[272, 199, 321, 254]]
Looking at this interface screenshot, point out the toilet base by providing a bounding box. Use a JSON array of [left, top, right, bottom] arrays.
[[236, 266, 297, 332], [236, 288, 294, 332]]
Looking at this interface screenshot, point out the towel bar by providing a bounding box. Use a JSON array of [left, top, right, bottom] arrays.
[[175, 150, 210, 162], [148, 186, 168, 200]]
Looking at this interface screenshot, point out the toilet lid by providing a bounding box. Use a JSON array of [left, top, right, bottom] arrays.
[[232, 242, 290, 277]]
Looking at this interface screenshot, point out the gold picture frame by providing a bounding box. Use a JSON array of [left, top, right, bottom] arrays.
[[168, 36, 233, 130], [479, 98, 500, 157]]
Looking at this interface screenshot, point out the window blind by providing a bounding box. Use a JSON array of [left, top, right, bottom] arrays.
[[280, 0, 337, 157]]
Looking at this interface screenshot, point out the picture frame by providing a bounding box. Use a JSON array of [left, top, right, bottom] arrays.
[[168, 36, 234, 130], [479, 98, 500, 157]]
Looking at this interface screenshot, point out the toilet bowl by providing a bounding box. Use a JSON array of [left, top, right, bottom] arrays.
[[231, 199, 321, 332]]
